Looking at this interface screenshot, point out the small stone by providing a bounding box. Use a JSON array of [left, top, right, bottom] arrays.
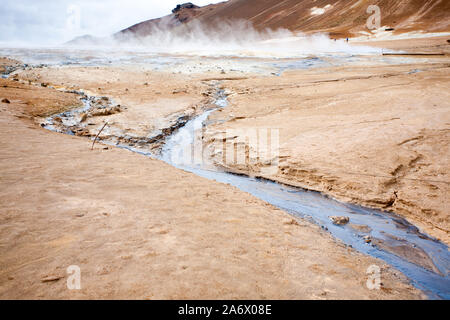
[[364, 236, 372, 243], [80, 113, 88, 122], [329, 216, 350, 225], [96, 266, 111, 275], [41, 275, 63, 283], [349, 224, 372, 233], [284, 219, 299, 226], [1, 98, 10, 104], [75, 213, 85, 217]]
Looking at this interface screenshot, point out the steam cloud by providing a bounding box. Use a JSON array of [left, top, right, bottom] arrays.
[[70, 17, 377, 57]]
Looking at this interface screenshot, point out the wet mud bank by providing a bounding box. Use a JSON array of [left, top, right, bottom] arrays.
[[37, 81, 227, 155]]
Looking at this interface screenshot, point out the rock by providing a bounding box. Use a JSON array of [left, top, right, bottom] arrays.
[[75, 129, 90, 137], [364, 236, 372, 244], [1, 98, 10, 104], [349, 224, 372, 233], [41, 275, 63, 283], [284, 219, 299, 226], [41, 83, 48, 87], [96, 266, 111, 275], [329, 216, 350, 225], [173, 89, 188, 94], [172, 3, 199, 14], [90, 106, 121, 117], [80, 113, 88, 122]]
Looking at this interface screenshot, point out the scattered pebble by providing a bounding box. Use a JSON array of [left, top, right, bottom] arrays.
[[1, 98, 10, 104], [284, 219, 300, 226]]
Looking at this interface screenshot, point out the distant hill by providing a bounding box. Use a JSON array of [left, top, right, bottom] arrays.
[[65, 34, 102, 46]]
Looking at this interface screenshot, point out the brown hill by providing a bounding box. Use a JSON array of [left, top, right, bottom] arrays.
[[117, 0, 450, 39]]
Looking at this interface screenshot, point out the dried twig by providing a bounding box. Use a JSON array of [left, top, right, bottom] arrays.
[[91, 122, 108, 150]]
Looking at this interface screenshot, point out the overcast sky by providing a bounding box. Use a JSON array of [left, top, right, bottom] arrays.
[[0, 0, 225, 45]]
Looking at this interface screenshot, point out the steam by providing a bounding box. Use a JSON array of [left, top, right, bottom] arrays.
[[67, 18, 378, 58]]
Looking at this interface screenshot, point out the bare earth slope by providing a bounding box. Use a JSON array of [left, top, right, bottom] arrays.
[[0, 77, 422, 299], [118, 0, 450, 39]]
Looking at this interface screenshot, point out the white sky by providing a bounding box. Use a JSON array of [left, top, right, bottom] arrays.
[[0, 0, 225, 45]]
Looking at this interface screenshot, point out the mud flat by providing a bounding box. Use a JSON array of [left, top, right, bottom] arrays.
[[353, 35, 450, 54], [0, 73, 423, 299], [1, 47, 448, 299]]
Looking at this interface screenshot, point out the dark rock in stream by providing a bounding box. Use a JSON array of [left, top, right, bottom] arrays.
[[329, 216, 350, 225], [349, 224, 372, 233]]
